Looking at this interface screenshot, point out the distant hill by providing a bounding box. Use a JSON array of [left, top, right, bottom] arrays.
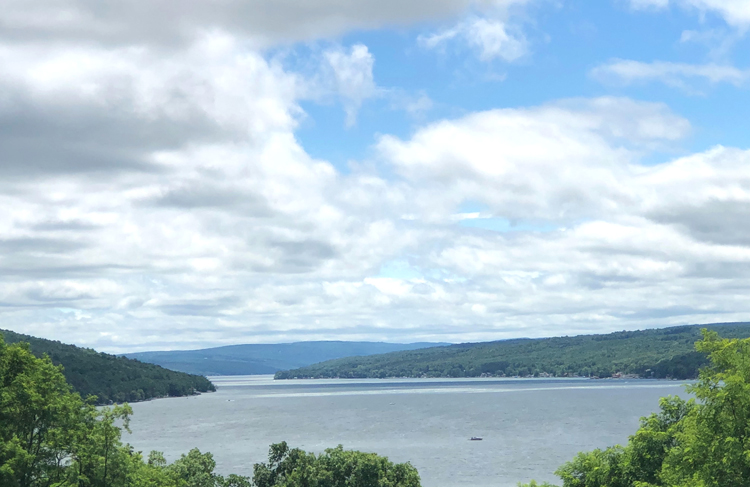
[[123, 341, 448, 376], [274, 322, 750, 380], [0, 329, 215, 404]]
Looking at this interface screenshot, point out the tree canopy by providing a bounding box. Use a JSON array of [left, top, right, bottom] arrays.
[[253, 441, 421, 487]]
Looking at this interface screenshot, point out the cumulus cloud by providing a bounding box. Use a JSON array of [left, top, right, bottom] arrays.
[[0, 35, 302, 180], [0, 11, 411, 349], [3, 0, 750, 352], [366, 102, 750, 341], [4, 81, 750, 350], [591, 59, 750, 91], [377, 97, 690, 221]]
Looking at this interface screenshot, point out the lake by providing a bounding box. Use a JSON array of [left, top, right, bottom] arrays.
[[126, 376, 689, 487]]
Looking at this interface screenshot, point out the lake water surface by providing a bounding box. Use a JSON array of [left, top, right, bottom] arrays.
[[126, 376, 689, 487]]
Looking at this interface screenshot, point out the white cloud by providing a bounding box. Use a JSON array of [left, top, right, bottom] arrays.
[[377, 97, 690, 221], [3, 0, 750, 352], [0, 0, 492, 47], [420, 18, 528, 62], [0, 28, 414, 349], [591, 59, 750, 90], [363, 102, 750, 341], [684, 0, 750, 29], [629, 0, 750, 29], [4, 86, 750, 349], [468, 18, 527, 62], [2, 28, 746, 351], [323, 44, 378, 127], [418, 1, 534, 63]]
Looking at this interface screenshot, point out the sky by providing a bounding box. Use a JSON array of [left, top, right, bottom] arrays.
[[1, 0, 750, 353]]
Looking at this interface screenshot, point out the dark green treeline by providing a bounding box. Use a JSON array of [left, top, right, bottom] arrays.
[[0, 329, 215, 404]]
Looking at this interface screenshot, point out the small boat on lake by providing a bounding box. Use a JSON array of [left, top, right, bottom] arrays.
[[470, 436, 483, 441]]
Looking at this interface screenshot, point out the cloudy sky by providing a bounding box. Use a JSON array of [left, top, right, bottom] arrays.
[[2, 0, 750, 352]]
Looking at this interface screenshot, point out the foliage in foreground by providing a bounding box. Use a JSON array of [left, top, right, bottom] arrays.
[[276, 322, 750, 380], [6, 328, 750, 487], [253, 441, 421, 487], [0, 335, 421, 487], [0, 329, 215, 405], [519, 330, 750, 487]]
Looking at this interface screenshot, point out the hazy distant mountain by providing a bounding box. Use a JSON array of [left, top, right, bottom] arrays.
[[122, 341, 448, 376]]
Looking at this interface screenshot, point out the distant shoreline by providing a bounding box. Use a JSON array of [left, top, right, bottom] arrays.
[[274, 323, 750, 381]]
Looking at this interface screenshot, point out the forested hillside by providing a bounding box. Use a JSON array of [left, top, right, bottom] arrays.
[[275, 322, 750, 380], [123, 341, 447, 376], [0, 329, 215, 404]]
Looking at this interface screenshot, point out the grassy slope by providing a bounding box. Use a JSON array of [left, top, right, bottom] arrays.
[[1, 329, 215, 404], [275, 322, 750, 380], [122, 341, 449, 376]]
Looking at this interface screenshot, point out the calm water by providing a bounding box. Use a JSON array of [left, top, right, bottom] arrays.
[[126, 376, 689, 487]]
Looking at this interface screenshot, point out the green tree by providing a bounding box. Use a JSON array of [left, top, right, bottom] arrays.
[[659, 330, 750, 486], [0, 337, 85, 487], [168, 448, 222, 487], [620, 396, 692, 486], [554, 446, 628, 487], [253, 442, 421, 487], [64, 404, 136, 487]]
